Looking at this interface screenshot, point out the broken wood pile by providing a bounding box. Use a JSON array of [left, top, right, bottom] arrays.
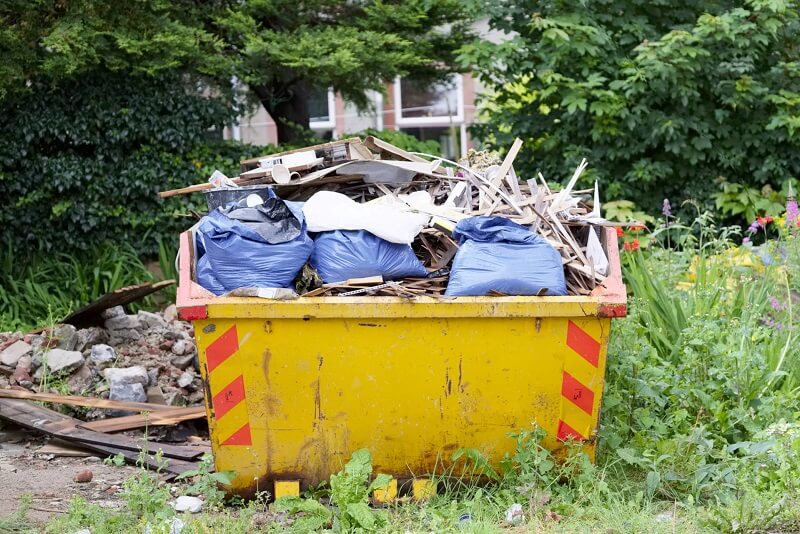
[[161, 135, 618, 297], [0, 389, 207, 475]]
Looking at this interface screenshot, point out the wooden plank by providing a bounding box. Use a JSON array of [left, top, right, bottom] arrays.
[[0, 389, 177, 412], [79, 406, 206, 433], [0, 399, 202, 471], [62, 280, 175, 329], [364, 136, 429, 164]]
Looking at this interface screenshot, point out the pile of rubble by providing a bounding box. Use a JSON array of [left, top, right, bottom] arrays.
[[0, 305, 204, 411]]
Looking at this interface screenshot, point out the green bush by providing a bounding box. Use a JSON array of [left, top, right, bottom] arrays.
[[463, 0, 800, 212], [0, 71, 264, 256]]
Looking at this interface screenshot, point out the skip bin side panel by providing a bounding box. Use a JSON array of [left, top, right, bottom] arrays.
[[193, 313, 610, 495]]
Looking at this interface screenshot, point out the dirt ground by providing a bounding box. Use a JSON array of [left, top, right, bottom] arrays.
[[0, 423, 150, 527]]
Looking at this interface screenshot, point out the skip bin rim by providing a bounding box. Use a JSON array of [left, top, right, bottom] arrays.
[[176, 227, 627, 321]]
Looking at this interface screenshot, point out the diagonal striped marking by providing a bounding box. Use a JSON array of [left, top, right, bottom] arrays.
[[557, 419, 586, 441], [561, 371, 594, 416], [212, 375, 246, 419], [206, 325, 238, 373], [566, 321, 600, 367], [222, 422, 252, 446]]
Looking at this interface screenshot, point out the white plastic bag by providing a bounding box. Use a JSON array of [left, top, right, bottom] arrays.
[[586, 228, 609, 276], [302, 191, 429, 244]]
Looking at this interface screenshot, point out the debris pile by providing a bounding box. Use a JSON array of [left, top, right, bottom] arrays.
[[0, 305, 202, 408], [161, 136, 620, 299]]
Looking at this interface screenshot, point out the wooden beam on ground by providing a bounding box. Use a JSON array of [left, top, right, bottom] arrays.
[[0, 389, 177, 412]]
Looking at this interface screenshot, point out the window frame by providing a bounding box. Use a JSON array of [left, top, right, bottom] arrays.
[[393, 74, 465, 126], [309, 88, 336, 131]]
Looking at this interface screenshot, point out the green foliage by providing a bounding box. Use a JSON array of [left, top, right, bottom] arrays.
[[0, 241, 159, 331], [175, 454, 235, 509], [0, 71, 262, 257], [2, 1, 476, 143], [465, 0, 800, 211], [0, 494, 35, 533], [329, 449, 392, 532], [713, 180, 796, 222]]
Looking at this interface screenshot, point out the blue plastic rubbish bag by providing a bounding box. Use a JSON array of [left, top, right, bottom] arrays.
[[195, 197, 313, 295], [310, 230, 428, 283], [445, 217, 567, 296]]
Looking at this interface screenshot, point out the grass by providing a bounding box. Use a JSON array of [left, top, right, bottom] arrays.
[[0, 240, 177, 332]]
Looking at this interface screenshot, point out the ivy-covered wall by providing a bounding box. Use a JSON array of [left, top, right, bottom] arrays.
[[0, 72, 264, 256]]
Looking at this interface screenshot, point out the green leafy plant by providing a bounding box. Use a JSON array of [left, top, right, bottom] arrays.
[[464, 0, 800, 211], [175, 453, 235, 508], [329, 449, 393, 532]]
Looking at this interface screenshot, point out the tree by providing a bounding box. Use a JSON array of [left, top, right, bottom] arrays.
[[1, 0, 475, 143], [462, 0, 800, 210]]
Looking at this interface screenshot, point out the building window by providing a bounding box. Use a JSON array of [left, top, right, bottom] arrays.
[[309, 87, 336, 131], [395, 75, 464, 126]]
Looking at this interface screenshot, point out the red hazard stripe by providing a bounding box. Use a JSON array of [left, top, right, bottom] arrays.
[[566, 321, 600, 367], [212, 375, 246, 419], [557, 419, 586, 441], [206, 326, 238, 372], [561, 371, 594, 415], [222, 422, 252, 446]]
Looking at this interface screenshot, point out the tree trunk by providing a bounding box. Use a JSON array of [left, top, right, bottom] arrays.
[[253, 80, 311, 145]]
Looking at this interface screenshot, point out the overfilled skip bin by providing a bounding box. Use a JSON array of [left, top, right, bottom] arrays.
[[176, 228, 627, 498]]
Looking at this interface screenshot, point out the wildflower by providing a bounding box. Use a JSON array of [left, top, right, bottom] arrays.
[[662, 198, 672, 217], [769, 296, 785, 312], [742, 237, 751, 245], [615, 227, 624, 238], [756, 216, 774, 227], [630, 225, 646, 232], [623, 239, 640, 251], [747, 220, 760, 235]]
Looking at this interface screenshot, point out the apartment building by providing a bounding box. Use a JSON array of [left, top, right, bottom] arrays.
[[226, 73, 478, 160]]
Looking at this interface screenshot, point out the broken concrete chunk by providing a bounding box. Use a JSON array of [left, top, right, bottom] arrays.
[[101, 305, 125, 320], [171, 340, 194, 356], [110, 382, 147, 403], [170, 354, 195, 370], [0, 341, 32, 367], [163, 304, 178, 323], [108, 329, 142, 343], [104, 314, 141, 331], [53, 324, 79, 351], [67, 364, 95, 394], [89, 344, 116, 365], [34, 349, 85, 380], [12, 355, 33, 388], [76, 327, 110, 352], [173, 496, 204, 513], [138, 310, 167, 329], [177, 371, 194, 389], [103, 366, 148, 387]]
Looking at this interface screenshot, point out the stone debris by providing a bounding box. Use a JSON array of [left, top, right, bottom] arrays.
[[73, 469, 94, 483], [53, 324, 79, 351], [0, 340, 31, 367], [89, 344, 116, 365], [0, 306, 204, 422], [103, 366, 148, 387], [173, 495, 204, 513], [33, 349, 85, 380]]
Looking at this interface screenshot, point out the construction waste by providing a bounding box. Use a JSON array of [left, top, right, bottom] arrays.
[[160, 136, 619, 299]]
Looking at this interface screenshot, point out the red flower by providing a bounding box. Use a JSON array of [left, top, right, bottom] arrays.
[[630, 225, 646, 232], [757, 216, 774, 226], [616, 227, 624, 238], [631, 239, 640, 250]]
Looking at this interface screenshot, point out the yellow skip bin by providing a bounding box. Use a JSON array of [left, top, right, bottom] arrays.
[[177, 228, 627, 497]]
